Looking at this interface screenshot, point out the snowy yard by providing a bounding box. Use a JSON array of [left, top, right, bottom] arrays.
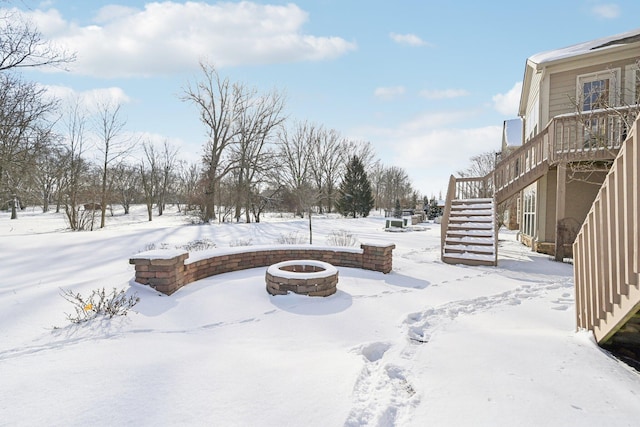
[[1, 207, 640, 426]]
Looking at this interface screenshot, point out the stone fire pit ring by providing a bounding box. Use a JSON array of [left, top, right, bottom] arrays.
[[266, 260, 338, 297]]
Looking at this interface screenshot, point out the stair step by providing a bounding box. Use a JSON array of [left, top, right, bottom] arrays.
[[443, 197, 497, 267], [445, 236, 495, 245], [452, 198, 493, 204], [444, 244, 495, 254], [449, 216, 493, 223], [450, 210, 494, 216], [448, 223, 494, 230], [446, 228, 494, 239], [442, 253, 496, 266], [451, 204, 493, 211]]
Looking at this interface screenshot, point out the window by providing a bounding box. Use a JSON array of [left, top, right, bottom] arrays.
[[577, 69, 620, 111], [577, 69, 620, 148], [625, 62, 640, 105], [582, 79, 609, 110], [521, 186, 536, 238]]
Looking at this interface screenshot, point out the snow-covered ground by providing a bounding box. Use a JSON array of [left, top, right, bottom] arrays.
[[1, 206, 640, 426]]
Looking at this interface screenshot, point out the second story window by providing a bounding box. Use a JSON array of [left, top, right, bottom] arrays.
[[582, 79, 609, 110], [625, 62, 640, 105], [577, 69, 620, 112]]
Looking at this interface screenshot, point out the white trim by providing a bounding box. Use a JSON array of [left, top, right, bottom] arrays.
[[625, 63, 640, 105], [576, 68, 621, 110], [521, 184, 536, 238]]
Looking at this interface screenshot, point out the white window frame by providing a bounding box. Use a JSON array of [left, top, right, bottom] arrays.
[[576, 68, 621, 111], [521, 186, 536, 238], [625, 63, 640, 105]]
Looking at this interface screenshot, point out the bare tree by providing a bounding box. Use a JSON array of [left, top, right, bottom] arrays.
[[277, 120, 316, 217], [232, 86, 286, 222], [32, 143, 65, 212], [60, 98, 89, 230], [139, 141, 158, 222], [308, 127, 347, 213], [380, 165, 414, 210], [368, 161, 385, 211], [112, 162, 139, 215], [0, 73, 57, 215], [157, 141, 178, 216], [457, 151, 498, 178], [346, 139, 377, 172], [563, 63, 640, 185], [93, 99, 134, 228], [181, 62, 242, 222], [175, 160, 200, 213], [0, 9, 75, 72]]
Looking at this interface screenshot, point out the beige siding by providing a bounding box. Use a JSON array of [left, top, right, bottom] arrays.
[[548, 57, 640, 119], [565, 170, 606, 223], [524, 71, 542, 140], [540, 166, 607, 243]]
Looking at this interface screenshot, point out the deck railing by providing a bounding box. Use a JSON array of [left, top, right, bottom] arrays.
[[466, 106, 638, 205], [573, 116, 640, 343]]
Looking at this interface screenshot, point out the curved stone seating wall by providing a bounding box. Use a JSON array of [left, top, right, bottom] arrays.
[[129, 243, 395, 295]]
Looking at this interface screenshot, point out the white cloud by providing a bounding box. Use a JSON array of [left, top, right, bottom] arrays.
[[591, 4, 620, 19], [420, 89, 470, 100], [374, 86, 405, 99], [42, 85, 131, 108], [351, 111, 502, 195], [18, 2, 356, 78], [389, 32, 431, 47], [492, 82, 522, 116]]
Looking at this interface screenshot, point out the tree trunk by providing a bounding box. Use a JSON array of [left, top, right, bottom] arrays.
[[10, 194, 17, 219]]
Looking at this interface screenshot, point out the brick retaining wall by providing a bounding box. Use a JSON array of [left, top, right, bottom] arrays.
[[129, 243, 395, 295]]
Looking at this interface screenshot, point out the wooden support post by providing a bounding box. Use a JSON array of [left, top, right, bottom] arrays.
[[555, 162, 567, 261]]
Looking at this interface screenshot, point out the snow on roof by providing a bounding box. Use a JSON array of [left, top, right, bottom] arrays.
[[529, 27, 640, 65]]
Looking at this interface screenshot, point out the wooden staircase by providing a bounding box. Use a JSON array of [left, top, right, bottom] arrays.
[[441, 107, 637, 268], [442, 198, 497, 266], [574, 117, 640, 360]]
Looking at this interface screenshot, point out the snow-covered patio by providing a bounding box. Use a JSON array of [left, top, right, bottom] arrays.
[[1, 207, 639, 426]]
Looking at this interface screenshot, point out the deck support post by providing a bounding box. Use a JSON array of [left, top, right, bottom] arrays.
[[555, 162, 567, 261]]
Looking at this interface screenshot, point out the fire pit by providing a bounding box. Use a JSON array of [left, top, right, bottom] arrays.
[[266, 260, 338, 297]]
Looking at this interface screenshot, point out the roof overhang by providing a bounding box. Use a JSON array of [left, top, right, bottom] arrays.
[[518, 27, 640, 117]]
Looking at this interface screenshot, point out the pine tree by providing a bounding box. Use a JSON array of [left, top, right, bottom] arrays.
[[336, 156, 374, 218]]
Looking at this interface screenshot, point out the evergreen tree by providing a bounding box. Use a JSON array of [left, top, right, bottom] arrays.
[[394, 198, 401, 218], [427, 196, 442, 220], [336, 156, 374, 218]]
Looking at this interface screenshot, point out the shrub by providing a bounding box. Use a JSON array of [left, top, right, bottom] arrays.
[[178, 238, 216, 251], [276, 232, 306, 244], [60, 287, 139, 323], [230, 238, 253, 247], [326, 229, 358, 247], [141, 239, 215, 253]]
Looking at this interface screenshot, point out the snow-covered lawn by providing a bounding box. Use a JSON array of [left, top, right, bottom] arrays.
[[1, 207, 640, 426]]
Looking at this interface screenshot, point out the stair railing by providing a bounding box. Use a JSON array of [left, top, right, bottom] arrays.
[[441, 174, 496, 261], [441, 175, 457, 258], [573, 116, 640, 343]]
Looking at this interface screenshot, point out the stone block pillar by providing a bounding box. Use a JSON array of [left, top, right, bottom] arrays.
[[129, 250, 188, 295], [361, 243, 395, 273]]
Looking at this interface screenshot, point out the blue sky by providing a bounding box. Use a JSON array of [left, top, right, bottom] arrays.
[[13, 0, 640, 196]]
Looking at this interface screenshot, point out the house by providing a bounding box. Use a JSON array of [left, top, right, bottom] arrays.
[[441, 28, 640, 267], [440, 28, 640, 362], [514, 28, 640, 257]]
